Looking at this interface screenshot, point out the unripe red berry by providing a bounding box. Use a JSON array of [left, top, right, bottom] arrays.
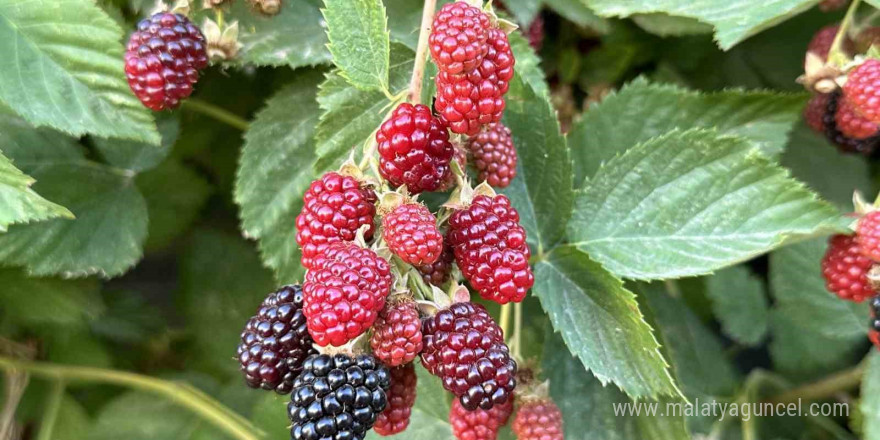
[[370, 300, 423, 367], [374, 363, 418, 436], [512, 399, 564, 440], [383, 203, 444, 265], [376, 103, 455, 193], [821, 234, 877, 302], [429, 2, 491, 75], [450, 398, 513, 440], [467, 122, 518, 188]]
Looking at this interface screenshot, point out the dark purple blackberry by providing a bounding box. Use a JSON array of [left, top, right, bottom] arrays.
[[237, 285, 316, 394], [823, 90, 880, 155], [288, 353, 391, 440], [420, 302, 517, 410], [871, 296, 880, 331]]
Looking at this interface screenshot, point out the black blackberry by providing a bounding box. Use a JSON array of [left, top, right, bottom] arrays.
[[288, 354, 391, 440], [871, 296, 880, 331], [823, 90, 880, 155], [237, 285, 316, 394]]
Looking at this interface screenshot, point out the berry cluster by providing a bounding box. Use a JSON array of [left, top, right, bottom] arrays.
[[231, 2, 547, 438]]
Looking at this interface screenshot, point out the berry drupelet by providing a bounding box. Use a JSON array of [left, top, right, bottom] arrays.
[[288, 353, 390, 440], [370, 300, 424, 367], [821, 234, 877, 302], [450, 398, 513, 440], [467, 122, 518, 188], [382, 203, 444, 266], [125, 12, 208, 111], [237, 285, 316, 394]]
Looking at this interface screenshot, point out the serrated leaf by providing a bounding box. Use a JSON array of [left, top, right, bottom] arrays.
[[632, 13, 713, 37], [93, 115, 180, 173], [568, 79, 807, 183], [137, 160, 212, 251], [0, 150, 72, 231], [782, 123, 873, 209], [178, 229, 277, 375], [323, 0, 391, 91], [585, 0, 815, 50], [534, 245, 680, 399], [768, 239, 868, 379], [543, 0, 609, 32], [508, 31, 549, 98], [192, 0, 330, 68], [500, 75, 572, 251], [234, 71, 324, 283], [0, 269, 101, 328], [568, 129, 845, 280], [542, 330, 689, 440], [0, 0, 159, 144], [0, 112, 147, 278], [862, 351, 880, 440], [314, 44, 413, 170], [705, 265, 769, 346]]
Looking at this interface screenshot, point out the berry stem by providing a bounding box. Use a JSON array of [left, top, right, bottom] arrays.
[[513, 301, 523, 360], [0, 357, 265, 440], [35, 380, 65, 440], [828, 0, 861, 67], [0, 370, 28, 440], [500, 303, 512, 336], [408, 0, 437, 105], [765, 362, 865, 404], [180, 99, 249, 131]]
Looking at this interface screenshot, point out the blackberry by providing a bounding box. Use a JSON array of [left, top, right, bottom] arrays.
[[289, 353, 391, 440], [374, 363, 417, 436], [237, 285, 316, 394], [421, 302, 517, 410], [416, 243, 454, 287], [823, 91, 880, 155]]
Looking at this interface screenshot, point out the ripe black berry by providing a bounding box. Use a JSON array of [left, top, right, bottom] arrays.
[[237, 285, 316, 394], [288, 353, 391, 440]]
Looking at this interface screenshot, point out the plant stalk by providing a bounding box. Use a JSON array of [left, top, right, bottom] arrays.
[[0, 357, 264, 440], [828, 0, 861, 67], [35, 381, 65, 440], [408, 0, 437, 105], [181, 99, 249, 131], [500, 303, 512, 337], [766, 362, 866, 404]]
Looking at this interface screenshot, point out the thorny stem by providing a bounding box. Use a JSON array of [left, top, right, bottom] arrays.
[[0, 357, 265, 440], [766, 362, 866, 404], [180, 99, 250, 131], [408, 0, 437, 105], [35, 381, 65, 440], [829, 0, 862, 67]]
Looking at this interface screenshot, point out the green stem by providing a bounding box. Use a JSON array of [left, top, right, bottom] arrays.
[[500, 304, 512, 337], [513, 302, 523, 360], [409, 0, 437, 104], [0, 357, 264, 440], [181, 99, 249, 131], [766, 363, 865, 404], [829, 0, 862, 67], [36, 381, 65, 440]]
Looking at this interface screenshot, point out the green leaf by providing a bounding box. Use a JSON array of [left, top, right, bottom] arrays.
[[314, 44, 413, 170], [782, 123, 873, 209], [323, 0, 391, 91], [585, 0, 815, 50], [534, 245, 680, 399], [542, 330, 689, 440], [178, 229, 277, 376], [500, 0, 541, 25], [192, 0, 331, 69], [509, 31, 549, 98], [0, 150, 72, 232], [705, 265, 769, 346], [862, 351, 880, 440], [136, 160, 212, 252], [631, 13, 713, 37], [90, 390, 232, 440], [768, 239, 868, 379], [568, 79, 807, 183], [0, 0, 159, 144], [0, 112, 148, 278], [568, 129, 845, 280], [542, 0, 609, 32], [235, 71, 324, 283], [385, 0, 435, 49], [501, 75, 572, 251], [0, 269, 101, 328], [93, 115, 180, 173]]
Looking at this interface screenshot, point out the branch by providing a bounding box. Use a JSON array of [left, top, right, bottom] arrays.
[[766, 362, 866, 404], [408, 0, 438, 105]]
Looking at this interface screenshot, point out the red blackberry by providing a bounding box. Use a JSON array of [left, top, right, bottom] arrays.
[[370, 300, 423, 367], [296, 172, 377, 270], [526, 16, 545, 51], [429, 2, 491, 75], [819, 0, 849, 11], [857, 211, 880, 261], [823, 91, 880, 154], [467, 123, 518, 188], [124, 12, 208, 111], [805, 94, 829, 134], [512, 399, 564, 440], [416, 243, 454, 287], [821, 234, 877, 302], [374, 363, 417, 436], [383, 203, 444, 265], [448, 194, 533, 304], [376, 103, 455, 193], [237, 285, 316, 394], [450, 398, 513, 440], [303, 242, 393, 347], [835, 96, 880, 139], [435, 28, 515, 136], [288, 353, 390, 440], [420, 302, 517, 410], [844, 59, 880, 123], [806, 25, 851, 63]]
